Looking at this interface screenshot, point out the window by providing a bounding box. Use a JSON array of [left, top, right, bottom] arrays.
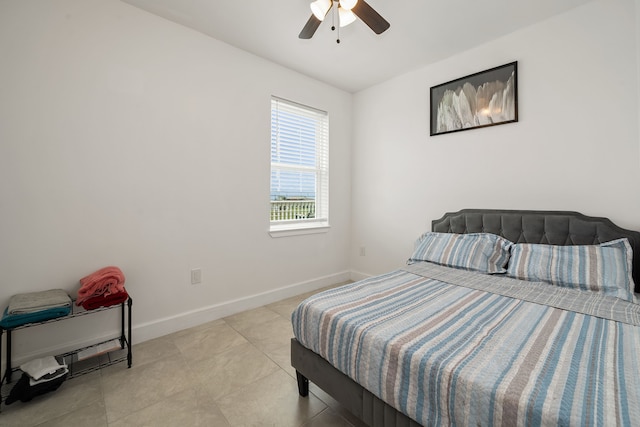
[[270, 96, 329, 236]]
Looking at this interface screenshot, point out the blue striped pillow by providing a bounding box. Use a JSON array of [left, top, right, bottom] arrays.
[[506, 238, 635, 302], [408, 232, 512, 274]]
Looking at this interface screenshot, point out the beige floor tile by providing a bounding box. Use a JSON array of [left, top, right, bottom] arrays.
[[171, 320, 248, 363], [102, 353, 195, 423], [109, 386, 229, 427], [308, 384, 368, 427], [166, 318, 227, 340], [191, 342, 280, 401], [302, 407, 358, 427], [223, 306, 281, 333], [264, 343, 297, 379], [216, 369, 326, 427], [308, 382, 339, 407], [131, 335, 182, 367], [35, 399, 107, 427], [0, 371, 103, 427], [238, 315, 294, 354], [266, 294, 310, 319]]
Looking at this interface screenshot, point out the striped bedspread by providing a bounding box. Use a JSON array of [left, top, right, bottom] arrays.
[[292, 262, 640, 426]]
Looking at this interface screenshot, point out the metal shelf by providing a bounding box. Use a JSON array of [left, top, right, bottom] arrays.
[[0, 297, 132, 410]]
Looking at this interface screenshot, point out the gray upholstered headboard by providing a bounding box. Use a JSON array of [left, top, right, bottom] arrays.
[[432, 209, 640, 293]]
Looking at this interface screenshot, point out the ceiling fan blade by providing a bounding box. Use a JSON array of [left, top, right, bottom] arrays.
[[351, 0, 390, 34], [299, 14, 322, 39]]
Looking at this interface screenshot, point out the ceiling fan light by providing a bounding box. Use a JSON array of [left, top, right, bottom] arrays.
[[310, 0, 332, 21], [339, 0, 358, 10], [338, 7, 357, 27]]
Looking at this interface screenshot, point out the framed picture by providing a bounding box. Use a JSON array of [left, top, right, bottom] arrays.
[[430, 61, 518, 136]]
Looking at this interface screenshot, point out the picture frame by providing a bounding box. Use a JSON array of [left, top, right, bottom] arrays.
[[430, 61, 518, 136]]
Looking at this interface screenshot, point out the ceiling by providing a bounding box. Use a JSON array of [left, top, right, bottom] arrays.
[[120, 0, 594, 93]]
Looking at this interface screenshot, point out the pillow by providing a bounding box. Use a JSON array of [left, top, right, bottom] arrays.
[[506, 238, 635, 302], [408, 232, 512, 274]]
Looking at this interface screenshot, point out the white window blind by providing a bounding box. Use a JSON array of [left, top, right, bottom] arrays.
[[270, 96, 329, 232]]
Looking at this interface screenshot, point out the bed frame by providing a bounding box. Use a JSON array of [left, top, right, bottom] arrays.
[[291, 209, 640, 427]]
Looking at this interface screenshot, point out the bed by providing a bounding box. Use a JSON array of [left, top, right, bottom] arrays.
[[290, 209, 640, 426]]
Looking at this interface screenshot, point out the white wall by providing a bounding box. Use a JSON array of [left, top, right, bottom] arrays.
[[350, 0, 640, 277], [0, 0, 352, 362]]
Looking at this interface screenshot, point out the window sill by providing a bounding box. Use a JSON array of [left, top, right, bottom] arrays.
[[269, 221, 330, 238]]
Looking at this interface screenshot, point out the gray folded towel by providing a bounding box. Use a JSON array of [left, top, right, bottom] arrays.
[[8, 289, 71, 315]]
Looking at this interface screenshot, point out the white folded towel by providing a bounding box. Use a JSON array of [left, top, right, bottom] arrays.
[[28, 366, 69, 386], [20, 356, 68, 381]]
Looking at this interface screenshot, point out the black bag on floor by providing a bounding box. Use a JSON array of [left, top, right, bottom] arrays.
[[4, 372, 67, 404]]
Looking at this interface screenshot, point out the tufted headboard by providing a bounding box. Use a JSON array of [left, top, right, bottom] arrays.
[[432, 209, 640, 293]]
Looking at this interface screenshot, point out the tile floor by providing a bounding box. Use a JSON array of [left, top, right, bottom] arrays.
[[0, 284, 367, 427]]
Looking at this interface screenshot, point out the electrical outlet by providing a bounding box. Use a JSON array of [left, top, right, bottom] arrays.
[[191, 268, 202, 284], [359, 246, 366, 256]]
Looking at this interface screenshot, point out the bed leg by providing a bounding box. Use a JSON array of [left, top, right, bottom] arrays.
[[296, 371, 309, 397]]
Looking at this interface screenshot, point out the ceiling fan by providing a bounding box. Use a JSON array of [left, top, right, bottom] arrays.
[[299, 0, 390, 41]]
